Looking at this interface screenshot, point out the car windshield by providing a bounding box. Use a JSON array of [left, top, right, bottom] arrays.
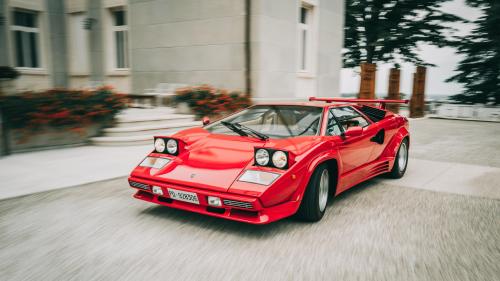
[[205, 105, 323, 139]]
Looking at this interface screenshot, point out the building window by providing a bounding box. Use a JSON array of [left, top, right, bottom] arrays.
[[111, 9, 129, 69], [298, 4, 312, 72], [12, 10, 40, 68]]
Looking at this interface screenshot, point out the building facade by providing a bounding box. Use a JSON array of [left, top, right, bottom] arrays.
[[0, 0, 344, 100]]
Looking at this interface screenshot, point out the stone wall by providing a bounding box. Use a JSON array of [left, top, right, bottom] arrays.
[[129, 0, 246, 94]]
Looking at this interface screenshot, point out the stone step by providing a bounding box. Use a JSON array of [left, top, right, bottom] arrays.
[[116, 107, 177, 118], [114, 114, 196, 128], [91, 135, 157, 146], [102, 121, 201, 137]]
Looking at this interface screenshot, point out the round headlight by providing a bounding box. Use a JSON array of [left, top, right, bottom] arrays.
[[272, 151, 288, 168], [255, 149, 270, 166], [166, 139, 178, 154], [154, 138, 165, 153]]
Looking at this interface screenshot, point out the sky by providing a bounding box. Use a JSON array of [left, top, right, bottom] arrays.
[[339, 0, 484, 97]]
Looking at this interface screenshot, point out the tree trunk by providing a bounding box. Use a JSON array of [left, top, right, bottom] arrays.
[[410, 66, 426, 118], [358, 63, 377, 99], [386, 68, 401, 113]]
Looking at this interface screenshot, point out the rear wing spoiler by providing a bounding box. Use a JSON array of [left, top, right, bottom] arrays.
[[308, 97, 409, 109]]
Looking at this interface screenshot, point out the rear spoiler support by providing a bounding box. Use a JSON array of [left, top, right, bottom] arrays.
[[308, 97, 409, 109]]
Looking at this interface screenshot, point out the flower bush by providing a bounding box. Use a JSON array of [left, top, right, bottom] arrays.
[[0, 87, 128, 132], [174, 85, 251, 118]]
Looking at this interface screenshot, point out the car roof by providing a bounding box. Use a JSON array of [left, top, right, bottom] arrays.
[[253, 101, 354, 108]]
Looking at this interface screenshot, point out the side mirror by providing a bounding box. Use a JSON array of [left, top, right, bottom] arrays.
[[202, 116, 210, 126], [343, 126, 363, 138]]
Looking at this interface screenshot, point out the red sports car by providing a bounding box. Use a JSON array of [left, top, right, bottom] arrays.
[[128, 97, 410, 224]]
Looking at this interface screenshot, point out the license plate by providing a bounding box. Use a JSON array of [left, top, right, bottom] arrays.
[[167, 188, 199, 205]]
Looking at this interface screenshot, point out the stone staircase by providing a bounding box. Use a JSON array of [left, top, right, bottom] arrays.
[[91, 108, 199, 146]]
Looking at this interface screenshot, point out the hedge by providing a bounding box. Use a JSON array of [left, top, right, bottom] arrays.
[[174, 85, 251, 118], [0, 87, 128, 132]]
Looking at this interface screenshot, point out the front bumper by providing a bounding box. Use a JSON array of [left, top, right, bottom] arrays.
[[128, 177, 299, 224]]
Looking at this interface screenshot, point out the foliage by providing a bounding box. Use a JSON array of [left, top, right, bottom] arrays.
[[174, 85, 251, 118], [447, 0, 500, 104], [0, 87, 128, 131], [0, 66, 20, 80], [343, 0, 464, 68]]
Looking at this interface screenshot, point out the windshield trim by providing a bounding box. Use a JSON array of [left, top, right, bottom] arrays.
[[205, 105, 325, 139]]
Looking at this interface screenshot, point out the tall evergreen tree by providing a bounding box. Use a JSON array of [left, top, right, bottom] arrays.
[[343, 0, 464, 68], [447, 0, 500, 104]]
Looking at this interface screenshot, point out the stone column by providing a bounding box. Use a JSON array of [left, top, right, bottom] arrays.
[[87, 0, 104, 83], [0, 0, 8, 66], [386, 68, 401, 113], [410, 66, 426, 118], [358, 63, 376, 99], [46, 0, 68, 88]]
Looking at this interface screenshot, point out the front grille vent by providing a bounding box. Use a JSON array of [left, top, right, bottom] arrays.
[[129, 181, 150, 190], [223, 199, 253, 209]]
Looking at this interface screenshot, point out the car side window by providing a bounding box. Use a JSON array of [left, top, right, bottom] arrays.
[[331, 106, 370, 131], [326, 110, 342, 136]]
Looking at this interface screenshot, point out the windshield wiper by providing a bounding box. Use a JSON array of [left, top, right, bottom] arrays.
[[221, 121, 248, 137], [232, 122, 269, 140]]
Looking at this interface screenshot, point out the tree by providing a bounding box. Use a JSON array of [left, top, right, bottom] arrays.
[[343, 0, 464, 68], [447, 0, 500, 104]]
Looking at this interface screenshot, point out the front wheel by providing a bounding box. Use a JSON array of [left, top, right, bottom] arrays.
[[296, 164, 330, 222], [388, 138, 409, 179]]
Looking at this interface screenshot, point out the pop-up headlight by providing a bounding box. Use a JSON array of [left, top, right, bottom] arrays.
[[254, 148, 289, 169], [154, 137, 180, 155]]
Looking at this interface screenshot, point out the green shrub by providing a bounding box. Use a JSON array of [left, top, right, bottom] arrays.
[[0, 87, 128, 131], [174, 85, 251, 118]]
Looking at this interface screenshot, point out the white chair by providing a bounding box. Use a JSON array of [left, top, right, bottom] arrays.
[[143, 83, 187, 107]]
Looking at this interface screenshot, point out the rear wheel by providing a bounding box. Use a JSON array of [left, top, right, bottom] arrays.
[[388, 138, 409, 179], [296, 164, 330, 222]]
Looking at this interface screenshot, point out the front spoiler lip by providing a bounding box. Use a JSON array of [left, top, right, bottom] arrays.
[[128, 176, 300, 224]]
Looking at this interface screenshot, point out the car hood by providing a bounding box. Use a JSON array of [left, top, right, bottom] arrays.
[[135, 128, 323, 193]]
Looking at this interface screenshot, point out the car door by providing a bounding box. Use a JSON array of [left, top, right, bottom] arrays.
[[327, 106, 378, 179]]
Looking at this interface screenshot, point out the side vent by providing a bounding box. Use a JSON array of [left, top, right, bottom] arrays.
[[360, 105, 386, 122], [368, 161, 389, 177]]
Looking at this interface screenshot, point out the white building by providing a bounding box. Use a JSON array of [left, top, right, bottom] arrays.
[[0, 0, 344, 100]]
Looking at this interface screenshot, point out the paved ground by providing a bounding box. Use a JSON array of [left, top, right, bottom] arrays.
[[1, 178, 498, 281], [0, 119, 499, 281], [409, 118, 500, 168], [0, 145, 151, 199]]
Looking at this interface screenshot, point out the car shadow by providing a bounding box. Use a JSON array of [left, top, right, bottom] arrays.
[[139, 177, 382, 238]]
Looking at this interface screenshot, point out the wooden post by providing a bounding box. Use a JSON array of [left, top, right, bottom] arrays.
[[358, 63, 376, 99], [386, 68, 401, 113], [410, 66, 426, 118]]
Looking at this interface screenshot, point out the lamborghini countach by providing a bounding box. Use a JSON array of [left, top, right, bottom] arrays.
[[128, 97, 410, 224]]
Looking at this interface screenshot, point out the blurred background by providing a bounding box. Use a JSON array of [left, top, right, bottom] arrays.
[[0, 1, 499, 281], [0, 0, 498, 154]]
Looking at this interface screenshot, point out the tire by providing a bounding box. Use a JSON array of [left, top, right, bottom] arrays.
[[388, 138, 409, 179], [296, 164, 330, 222]]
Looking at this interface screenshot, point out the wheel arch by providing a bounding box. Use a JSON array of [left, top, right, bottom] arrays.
[[293, 155, 340, 201]]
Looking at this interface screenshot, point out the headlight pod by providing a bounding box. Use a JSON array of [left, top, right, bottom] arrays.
[[154, 138, 165, 153], [154, 137, 180, 155], [166, 139, 178, 154], [272, 150, 287, 169], [254, 148, 289, 169], [255, 149, 270, 166]]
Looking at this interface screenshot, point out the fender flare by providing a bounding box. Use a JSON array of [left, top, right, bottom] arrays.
[[381, 127, 410, 162], [291, 151, 341, 202]]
